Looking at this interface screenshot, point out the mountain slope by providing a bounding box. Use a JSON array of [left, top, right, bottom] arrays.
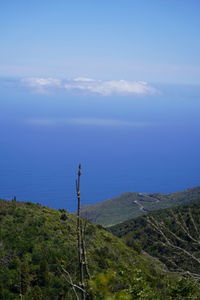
[[110, 200, 200, 280], [1, 199, 200, 299], [80, 186, 200, 226]]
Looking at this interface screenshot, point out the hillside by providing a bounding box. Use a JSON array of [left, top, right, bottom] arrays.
[[80, 186, 200, 227], [110, 200, 200, 281], [1, 199, 200, 299]]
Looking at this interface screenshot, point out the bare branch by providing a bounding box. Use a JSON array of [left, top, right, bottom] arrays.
[[171, 210, 200, 246], [188, 208, 200, 240], [147, 216, 200, 265], [58, 265, 81, 300], [81, 219, 91, 280]]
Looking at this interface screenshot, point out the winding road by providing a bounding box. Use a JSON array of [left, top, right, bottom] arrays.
[[133, 194, 160, 212]]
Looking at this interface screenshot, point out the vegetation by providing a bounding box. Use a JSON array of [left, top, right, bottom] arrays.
[[110, 200, 200, 282], [80, 186, 200, 227], [1, 199, 200, 299]]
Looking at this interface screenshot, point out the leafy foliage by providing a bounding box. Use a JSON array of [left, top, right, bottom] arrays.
[[110, 200, 200, 280], [1, 199, 200, 299]]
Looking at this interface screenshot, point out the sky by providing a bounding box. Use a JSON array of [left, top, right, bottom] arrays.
[[0, 0, 200, 84]]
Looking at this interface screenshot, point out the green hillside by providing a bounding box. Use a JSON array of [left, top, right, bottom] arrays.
[[80, 186, 200, 227], [1, 199, 200, 299], [110, 200, 200, 282]]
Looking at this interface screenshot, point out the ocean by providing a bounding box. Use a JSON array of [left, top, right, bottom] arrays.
[[1, 81, 200, 211]]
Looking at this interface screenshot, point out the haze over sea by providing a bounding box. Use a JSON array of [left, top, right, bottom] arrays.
[[1, 80, 200, 211]]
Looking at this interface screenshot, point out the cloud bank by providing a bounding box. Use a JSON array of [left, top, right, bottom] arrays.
[[22, 77, 159, 96], [27, 117, 152, 128]]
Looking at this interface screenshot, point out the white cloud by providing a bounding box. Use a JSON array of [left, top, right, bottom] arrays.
[[73, 77, 96, 82], [27, 117, 152, 128], [63, 78, 159, 96], [22, 77, 61, 87], [21, 77, 61, 94], [22, 77, 159, 96]]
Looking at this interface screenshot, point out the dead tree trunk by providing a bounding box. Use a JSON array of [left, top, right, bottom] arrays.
[[76, 164, 86, 300], [59, 164, 91, 299]]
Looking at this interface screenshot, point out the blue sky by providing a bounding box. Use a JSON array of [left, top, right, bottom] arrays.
[[1, 0, 200, 84]]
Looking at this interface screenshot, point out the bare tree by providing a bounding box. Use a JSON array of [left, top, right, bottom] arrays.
[[76, 164, 86, 300], [76, 164, 91, 299], [146, 210, 200, 282], [60, 164, 90, 300]]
